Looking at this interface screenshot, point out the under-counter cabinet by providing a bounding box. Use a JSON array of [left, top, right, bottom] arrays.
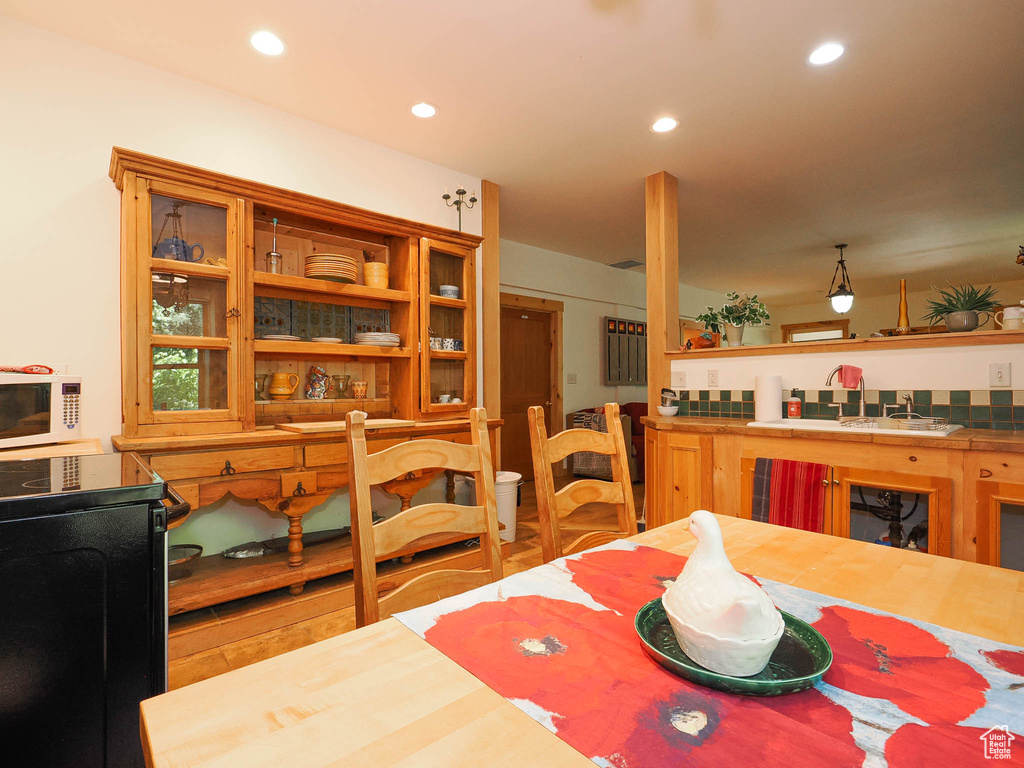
[[110, 148, 491, 608], [966, 450, 1024, 569]]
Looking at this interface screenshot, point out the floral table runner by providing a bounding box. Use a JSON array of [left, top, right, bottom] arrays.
[[394, 541, 1024, 767]]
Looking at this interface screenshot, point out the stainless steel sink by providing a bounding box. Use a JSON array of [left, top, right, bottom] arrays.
[[747, 417, 964, 436]]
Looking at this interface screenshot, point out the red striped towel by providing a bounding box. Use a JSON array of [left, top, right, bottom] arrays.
[[767, 459, 829, 532]]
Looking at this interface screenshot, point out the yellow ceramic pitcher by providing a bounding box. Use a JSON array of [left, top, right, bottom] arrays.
[[268, 372, 299, 401]]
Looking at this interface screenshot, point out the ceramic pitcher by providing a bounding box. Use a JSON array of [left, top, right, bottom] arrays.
[[268, 372, 299, 401]]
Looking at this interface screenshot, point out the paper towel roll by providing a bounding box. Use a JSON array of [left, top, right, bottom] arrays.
[[754, 375, 783, 422]]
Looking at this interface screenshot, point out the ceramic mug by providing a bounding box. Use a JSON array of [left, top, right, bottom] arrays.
[[451, 397, 462, 404], [442, 338, 458, 350], [351, 380, 368, 399], [267, 372, 299, 401], [996, 307, 1024, 330], [438, 394, 452, 404], [439, 284, 460, 299], [429, 337, 443, 350]]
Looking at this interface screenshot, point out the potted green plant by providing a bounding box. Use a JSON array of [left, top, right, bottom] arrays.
[[922, 283, 999, 332], [697, 292, 770, 346]]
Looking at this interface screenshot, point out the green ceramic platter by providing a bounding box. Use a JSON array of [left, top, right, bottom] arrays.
[[634, 598, 832, 696]]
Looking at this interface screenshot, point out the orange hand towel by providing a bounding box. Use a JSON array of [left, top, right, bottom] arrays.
[[839, 365, 863, 388]]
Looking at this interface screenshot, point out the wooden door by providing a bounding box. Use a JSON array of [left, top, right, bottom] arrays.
[[500, 306, 553, 480], [132, 178, 245, 437], [419, 238, 476, 414], [648, 431, 711, 527]]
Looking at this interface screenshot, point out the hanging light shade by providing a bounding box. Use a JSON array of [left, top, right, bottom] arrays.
[[826, 243, 855, 314]]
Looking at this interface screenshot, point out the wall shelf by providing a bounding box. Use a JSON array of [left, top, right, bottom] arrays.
[[254, 340, 412, 359], [667, 328, 1024, 359], [429, 295, 468, 310], [253, 272, 410, 305]]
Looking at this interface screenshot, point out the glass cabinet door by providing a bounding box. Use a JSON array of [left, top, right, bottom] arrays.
[[136, 180, 244, 427], [419, 238, 475, 413]]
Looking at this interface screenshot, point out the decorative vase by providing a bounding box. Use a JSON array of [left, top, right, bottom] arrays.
[[944, 310, 990, 332], [727, 323, 745, 347], [351, 380, 368, 399], [305, 366, 331, 399], [896, 279, 910, 334], [267, 372, 299, 401]]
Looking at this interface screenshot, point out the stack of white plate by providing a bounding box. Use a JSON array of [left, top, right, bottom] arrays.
[[354, 332, 400, 347], [305, 253, 358, 283], [264, 334, 301, 341]]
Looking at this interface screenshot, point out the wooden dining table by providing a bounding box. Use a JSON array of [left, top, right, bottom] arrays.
[[139, 516, 1024, 767]]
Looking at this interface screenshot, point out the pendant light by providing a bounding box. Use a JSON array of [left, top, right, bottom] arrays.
[[826, 243, 854, 314]]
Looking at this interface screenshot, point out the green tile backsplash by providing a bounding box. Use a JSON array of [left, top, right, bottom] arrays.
[[673, 389, 1024, 430]]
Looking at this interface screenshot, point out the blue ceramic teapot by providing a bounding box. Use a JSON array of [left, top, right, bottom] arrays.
[[153, 236, 204, 262]]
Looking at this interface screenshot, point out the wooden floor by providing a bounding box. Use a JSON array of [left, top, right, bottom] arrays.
[[168, 478, 646, 690]]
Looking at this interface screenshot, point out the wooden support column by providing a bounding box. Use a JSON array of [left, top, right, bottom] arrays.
[[482, 180, 502, 468], [645, 171, 680, 409]]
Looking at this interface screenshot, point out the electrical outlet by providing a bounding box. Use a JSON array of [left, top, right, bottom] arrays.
[[990, 362, 1011, 388], [670, 369, 687, 388], [567, 373, 578, 385], [708, 370, 720, 387]]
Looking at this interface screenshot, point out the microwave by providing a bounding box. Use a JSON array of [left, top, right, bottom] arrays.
[[0, 374, 82, 450]]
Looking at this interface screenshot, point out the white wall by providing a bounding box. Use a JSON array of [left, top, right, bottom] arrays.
[[769, 279, 1024, 343], [499, 240, 721, 416], [0, 19, 481, 550], [670, 344, 1024, 393]]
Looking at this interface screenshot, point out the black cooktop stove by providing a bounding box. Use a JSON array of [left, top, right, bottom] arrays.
[[0, 452, 166, 520]]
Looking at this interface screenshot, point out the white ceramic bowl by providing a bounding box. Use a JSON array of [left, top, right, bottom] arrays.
[[657, 405, 678, 417], [662, 596, 784, 677], [439, 284, 460, 299]]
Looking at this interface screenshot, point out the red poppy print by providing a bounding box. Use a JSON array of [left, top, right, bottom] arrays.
[[885, 723, 1024, 767], [424, 588, 862, 766], [814, 605, 989, 724], [982, 649, 1024, 679], [563, 545, 765, 620]]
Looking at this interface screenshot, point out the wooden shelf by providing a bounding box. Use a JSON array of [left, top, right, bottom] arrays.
[[429, 350, 467, 360], [667, 328, 1024, 359], [150, 258, 229, 279], [169, 531, 489, 614], [253, 272, 410, 304], [256, 396, 388, 406], [255, 340, 411, 359], [429, 295, 467, 309]]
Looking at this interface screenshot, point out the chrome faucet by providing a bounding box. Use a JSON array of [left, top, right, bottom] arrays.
[[825, 366, 867, 417]]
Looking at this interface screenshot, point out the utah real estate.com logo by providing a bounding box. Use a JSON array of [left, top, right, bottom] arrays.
[[980, 726, 1015, 760]]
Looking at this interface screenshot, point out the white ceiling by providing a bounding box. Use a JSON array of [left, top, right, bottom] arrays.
[[4, 0, 1023, 305]]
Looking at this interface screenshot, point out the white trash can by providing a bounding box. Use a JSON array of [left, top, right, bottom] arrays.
[[460, 471, 522, 542], [493, 471, 522, 542]]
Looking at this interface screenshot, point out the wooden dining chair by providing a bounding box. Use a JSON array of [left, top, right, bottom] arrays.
[[346, 408, 503, 627], [528, 402, 638, 563]]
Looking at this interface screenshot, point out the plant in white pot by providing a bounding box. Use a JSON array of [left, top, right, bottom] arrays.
[[697, 292, 769, 346], [923, 283, 999, 333]]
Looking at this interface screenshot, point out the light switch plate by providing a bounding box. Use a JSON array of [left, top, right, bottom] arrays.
[[670, 370, 687, 388], [708, 370, 720, 387], [567, 373, 578, 385], [990, 362, 1011, 387]]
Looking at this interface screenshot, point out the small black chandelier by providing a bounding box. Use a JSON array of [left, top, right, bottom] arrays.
[[826, 243, 855, 314], [442, 184, 476, 231]]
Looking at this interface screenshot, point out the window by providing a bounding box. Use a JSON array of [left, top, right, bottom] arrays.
[[781, 320, 850, 343]]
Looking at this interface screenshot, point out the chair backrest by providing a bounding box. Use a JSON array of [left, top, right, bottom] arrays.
[[528, 402, 638, 563], [346, 408, 502, 627]]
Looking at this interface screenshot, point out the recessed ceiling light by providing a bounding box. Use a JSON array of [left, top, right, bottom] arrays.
[[808, 42, 844, 66], [650, 117, 678, 134], [250, 31, 286, 57], [411, 102, 438, 118]]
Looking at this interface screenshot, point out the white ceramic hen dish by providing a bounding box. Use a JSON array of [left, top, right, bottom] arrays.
[[662, 509, 784, 676]]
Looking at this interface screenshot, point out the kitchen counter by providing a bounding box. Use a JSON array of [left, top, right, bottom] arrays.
[[642, 415, 1024, 452]]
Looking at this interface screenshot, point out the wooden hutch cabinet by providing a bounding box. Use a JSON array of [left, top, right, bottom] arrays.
[[110, 148, 492, 611]]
